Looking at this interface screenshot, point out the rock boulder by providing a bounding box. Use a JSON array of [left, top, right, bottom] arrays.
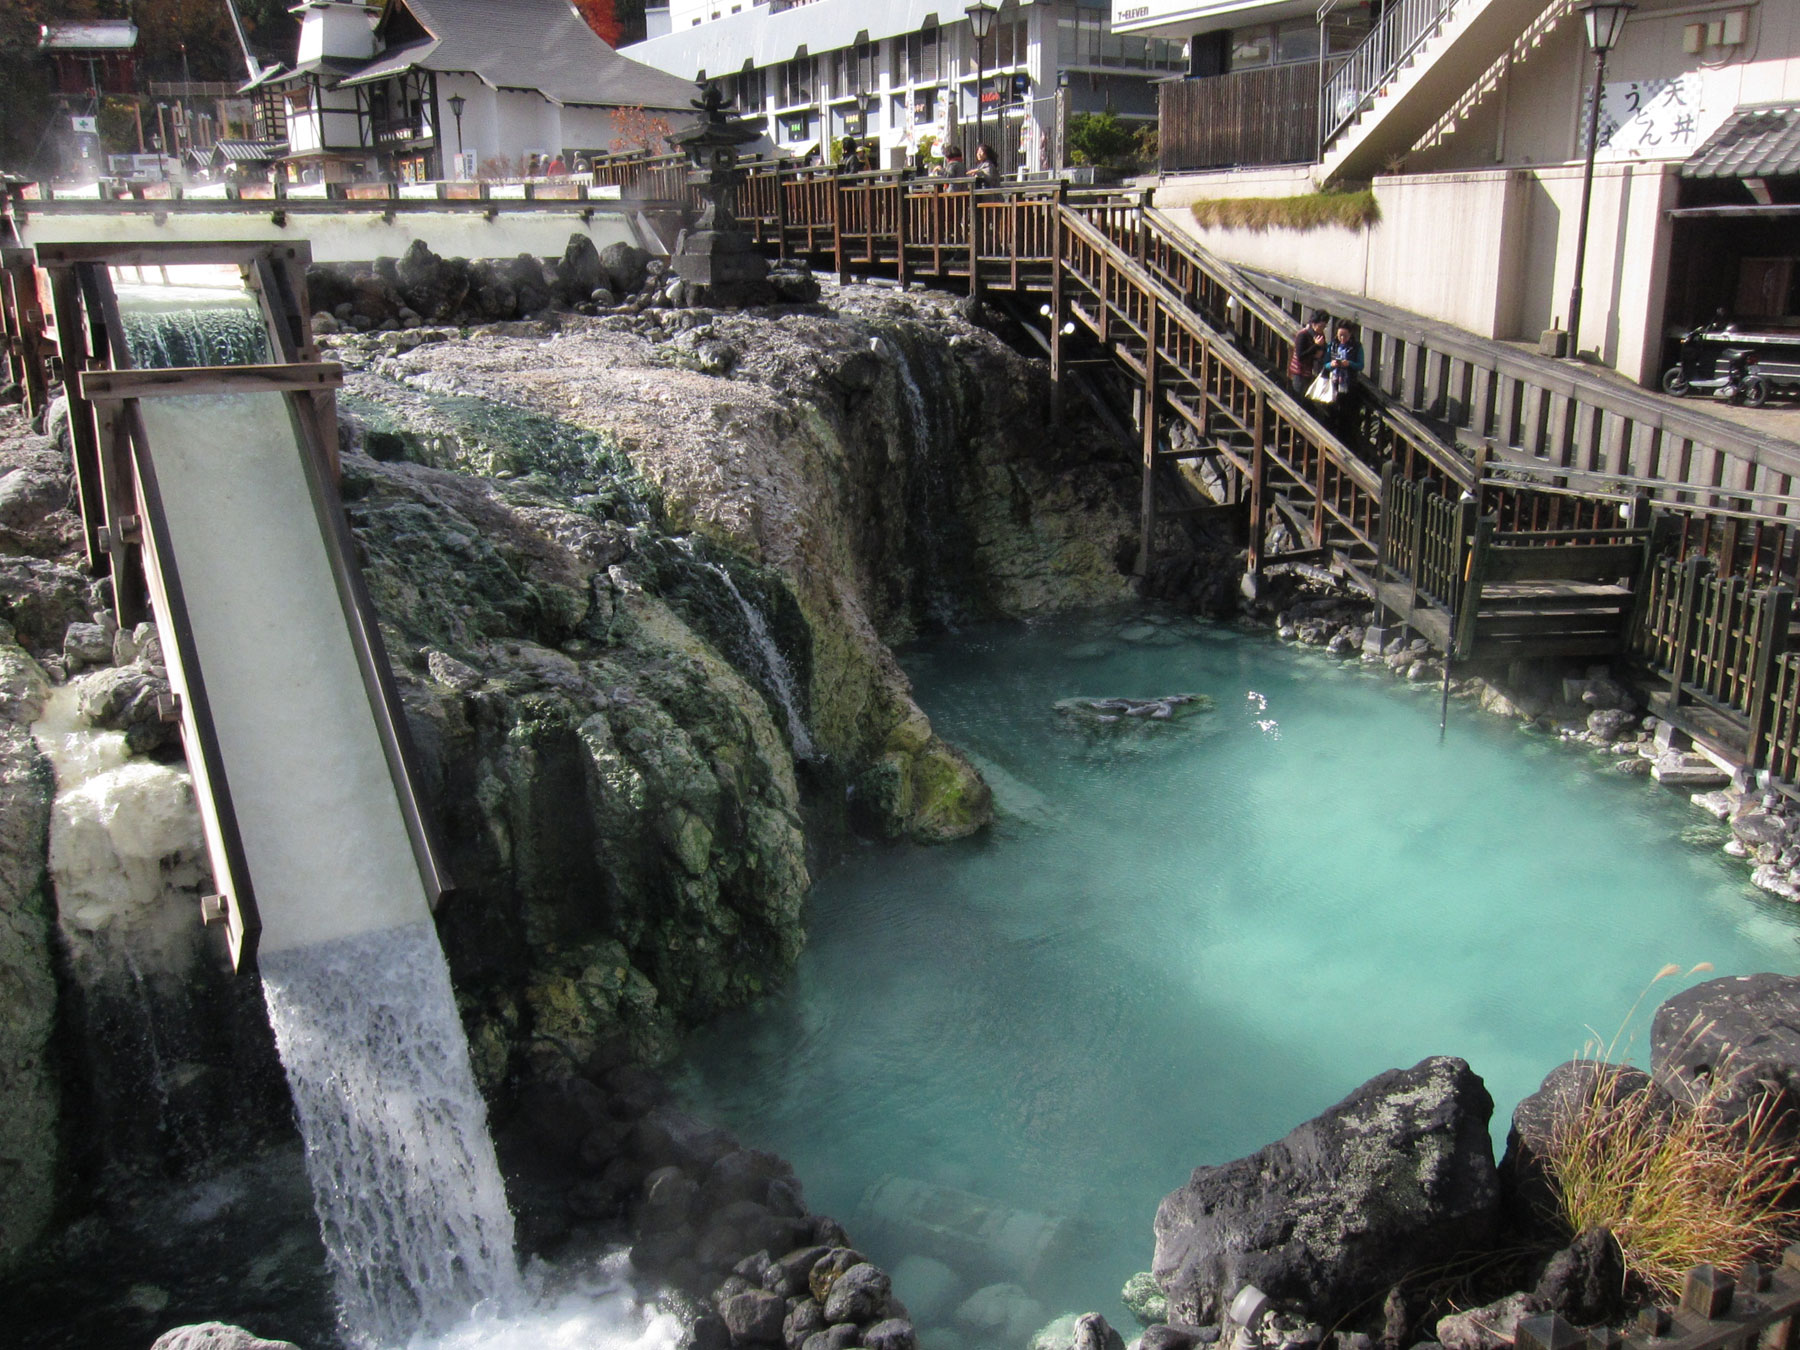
[[1651, 973, 1800, 1125], [1152, 1057, 1502, 1325], [1498, 1060, 1657, 1238]]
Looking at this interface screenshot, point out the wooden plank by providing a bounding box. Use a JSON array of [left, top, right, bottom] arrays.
[[1481, 543, 1646, 582], [80, 362, 343, 402]]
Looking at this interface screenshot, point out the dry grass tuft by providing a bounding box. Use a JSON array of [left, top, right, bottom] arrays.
[[1546, 964, 1798, 1296], [1188, 190, 1380, 233]]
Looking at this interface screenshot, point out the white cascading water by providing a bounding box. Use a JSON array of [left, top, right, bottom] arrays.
[[676, 541, 817, 761], [79, 278, 688, 1347], [258, 920, 523, 1348], [32, 683, 208, 969]]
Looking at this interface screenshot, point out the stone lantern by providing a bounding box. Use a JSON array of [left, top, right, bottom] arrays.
[[670, 82, 770, 305]]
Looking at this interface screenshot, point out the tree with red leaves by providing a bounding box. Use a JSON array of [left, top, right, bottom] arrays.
[[573, 0, 624, 48]]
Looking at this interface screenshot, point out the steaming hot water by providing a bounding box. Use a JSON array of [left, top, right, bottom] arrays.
[[675, 611, 1800, 1334], [73, 271, 1799, 1345]]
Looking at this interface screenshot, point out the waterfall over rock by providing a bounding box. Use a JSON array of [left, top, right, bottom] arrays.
[[690, 549, 817, 762], [120, 305, 272, 370], [259, 920, 522, 1348]]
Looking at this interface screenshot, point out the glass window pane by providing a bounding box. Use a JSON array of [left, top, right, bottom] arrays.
[[1230, 29, 1271, 67], [1276, 20, 1319, 63]]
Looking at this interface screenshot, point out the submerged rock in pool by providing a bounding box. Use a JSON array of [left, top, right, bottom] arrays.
[[1054, 694, 1213, 726]]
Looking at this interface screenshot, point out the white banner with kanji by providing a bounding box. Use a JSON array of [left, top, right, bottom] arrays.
[[1583, 71, 1730, 162]]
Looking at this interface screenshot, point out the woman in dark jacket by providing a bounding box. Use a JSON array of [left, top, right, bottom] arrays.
[[1324, 323, 1364, 439]]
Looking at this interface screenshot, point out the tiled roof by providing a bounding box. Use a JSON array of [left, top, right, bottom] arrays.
[[1682, 103, 1800, 180]]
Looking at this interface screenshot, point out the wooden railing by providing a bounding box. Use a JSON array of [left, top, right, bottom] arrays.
[[1766, 655, 1800, 784], [1517, 1253, 1800, 1350], [1632, 556, 1795, 769], [1249, 269, 1800, 543], [587, 150, 689, 200]]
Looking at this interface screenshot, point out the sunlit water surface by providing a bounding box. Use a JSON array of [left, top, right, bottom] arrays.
[[674, 611, 1800, 1337]]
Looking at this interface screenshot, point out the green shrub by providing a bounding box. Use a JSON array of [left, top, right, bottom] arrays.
[[1069, 110, 1151, 173]]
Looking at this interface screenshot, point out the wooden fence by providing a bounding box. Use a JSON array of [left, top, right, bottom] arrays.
[[1631, 556, 1795, 772], [1159, 64, 1324, 173], [1516, 1253, 1800, 1350]]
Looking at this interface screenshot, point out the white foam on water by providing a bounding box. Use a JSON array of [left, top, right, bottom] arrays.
[[259, 920, 523, 1349], [416, 1253, 682, 1350], [31, 683, 208, 965]]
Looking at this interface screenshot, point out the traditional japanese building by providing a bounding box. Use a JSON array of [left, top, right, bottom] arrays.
[[251, 0, 700, 183]]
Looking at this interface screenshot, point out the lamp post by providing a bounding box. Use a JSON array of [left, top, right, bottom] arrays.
[[447, 92, 466, 171], [1565, 1, 1634, 360], [966, 1, 997, 171]]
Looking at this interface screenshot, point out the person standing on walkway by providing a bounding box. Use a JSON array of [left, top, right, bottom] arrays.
[[972, 143, 1000, 186], [1324, 322, 1365, 440], [1288, 310, 1328, 399]]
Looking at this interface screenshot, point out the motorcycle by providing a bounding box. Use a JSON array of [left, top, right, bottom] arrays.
[[1662, 317, 1800, 406]]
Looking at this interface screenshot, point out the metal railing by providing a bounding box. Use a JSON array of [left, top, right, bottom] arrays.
[[1320, 0, 1461, 152]]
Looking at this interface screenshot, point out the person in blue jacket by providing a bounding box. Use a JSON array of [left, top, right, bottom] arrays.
[[1324, 322, 1364, 440]]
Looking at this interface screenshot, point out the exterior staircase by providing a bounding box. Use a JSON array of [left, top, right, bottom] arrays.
[[1318, 0, 1559, 184], [1410, 0, 1579, 156]]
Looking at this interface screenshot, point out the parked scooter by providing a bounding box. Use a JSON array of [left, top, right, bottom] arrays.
[[1662, 316, 1800, 405], [1712, 347, 1771, 408]]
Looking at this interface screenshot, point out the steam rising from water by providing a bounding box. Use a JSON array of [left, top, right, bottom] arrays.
[[260, 921, 521, 1348]]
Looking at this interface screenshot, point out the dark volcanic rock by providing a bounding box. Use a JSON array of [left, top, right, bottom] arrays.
[[1153, 1056, 1502, 1325], [635, 1106, 738, 1173], [72, 664, 175, 754], [396, 239, 470, 321], [821, 1261, 891, 1323], [720, 1288, 786, 1343], [1652, 973, 1800, 1125], [556, 235, 607, 304], [1533, 1228, 1625, 1325], [599, 241, 650, 297], [1499, 1060, 1656, 1238]]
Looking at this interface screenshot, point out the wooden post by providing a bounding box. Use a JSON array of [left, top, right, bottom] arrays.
[[1372, 459, 1397, 627], [1049, 198, 1066, 428], [1453, 515, 1494, 660], [895, 180, 909, 291], [1666, 556, 1712, 711], [1746, 587, 1794, 772], [1136, 299, 1161, 578], [46, 267, 107, 574], [969, 187, 982, 299], [775, 168, 791, 262], [831, 172, 849, 287], [1450, 494, 1480, 656], [1245, 384, 1268, 584]]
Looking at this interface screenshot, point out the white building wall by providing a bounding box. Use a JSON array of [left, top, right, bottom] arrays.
[[295, 2, 378, 64], [1158, 160, 1679, 382], [1411, 0, 1800, 176]]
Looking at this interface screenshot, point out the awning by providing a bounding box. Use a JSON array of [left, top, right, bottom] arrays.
[[212, 140, 288, 164], [1682, 103, 1800, 180], [1667, 203, 1800, 219]]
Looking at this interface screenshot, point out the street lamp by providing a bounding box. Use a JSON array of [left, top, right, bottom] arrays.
[[1564, 1, 1634, 360], [856, 88, 874, 138], [447, 92, 466, 169], [966, 1, 997, 174]]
